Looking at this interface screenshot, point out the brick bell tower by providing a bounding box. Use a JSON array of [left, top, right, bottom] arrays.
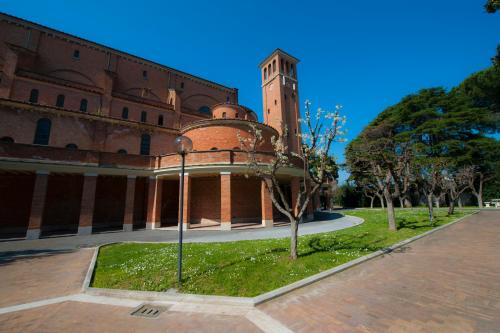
[[260, 49, 301, 153]]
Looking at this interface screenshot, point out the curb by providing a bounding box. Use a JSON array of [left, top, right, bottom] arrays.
[[83, 211, 478, 307]]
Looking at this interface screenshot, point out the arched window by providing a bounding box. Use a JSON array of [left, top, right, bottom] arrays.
[[222, 112, 226, 118], [158, 115, 164, 126], [210, 147, 218, 150], [290, 63, 295, 76], [142, 70, 148, 79], [140, 134, 151, 155], [268, 64, 271, 77], [0, 136, 14, 143], [79, 99, 88, 112], [73, 50, 80, 59], [141, 111, 147, 123], [117, 149, 127, 154], [29, 89, 39, 103], [285, 61, 289, 74], [280, 59, 284, 73], [122, 107, 129, 119], [65, 143, 78, 149], [263, 68, 267, 80], [272, 60, 276, 73], [198, 106, 210, 114], [56, 94, 65, 107], [233, 146, 240, 150], [33, 118, 51, 145]]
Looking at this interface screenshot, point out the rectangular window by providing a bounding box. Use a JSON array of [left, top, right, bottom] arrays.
[[141, 111, 147, 122], [73, 50, 80, 59], [158, 115, 164, 126]]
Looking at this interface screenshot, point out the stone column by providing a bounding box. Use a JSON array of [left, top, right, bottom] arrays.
[[146, 176, 162, 229], [78, 173, 97, 235], [290, 177, 301, 217], [180, 173, 191, 231], [261, 179, 274, 227], [220, 172, 232, 231], [123, 175, 136, 232], [26, 170, 49, 240]]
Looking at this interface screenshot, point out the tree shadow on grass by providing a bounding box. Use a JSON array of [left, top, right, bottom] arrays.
[[299, 233, 387, 258], [181, 247, 289, 285], [397, 217, 431, 230]]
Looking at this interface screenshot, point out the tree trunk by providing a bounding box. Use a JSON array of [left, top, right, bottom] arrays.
[[384, 191, 397, 231], [404, 197, 412, 208], [448, 199, 455, 215], [377, 194, 385, 209], [427, 194, 434, 225], [434, 196, 440, 209], [370, 196, 374, 209], [399, 196, 404, 208], [475, 192, 483, 209], [458, 196, 463, 208], [290, 218, 299, 260]]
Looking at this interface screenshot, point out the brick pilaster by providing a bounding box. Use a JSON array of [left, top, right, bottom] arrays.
[[26, 171, 49, 239], [78, 173, 97, 235], [220, 172, 232, 230], [123, 175, 136, 232], [180, 173, 191, 230], [146, 176, 162, 229], [261, 179, 274, 227]]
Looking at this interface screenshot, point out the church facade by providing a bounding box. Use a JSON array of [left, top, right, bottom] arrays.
[[0, 13, 315, 239]]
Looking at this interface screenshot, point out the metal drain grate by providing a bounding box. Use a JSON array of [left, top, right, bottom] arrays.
[[130, 304, 169, 318]]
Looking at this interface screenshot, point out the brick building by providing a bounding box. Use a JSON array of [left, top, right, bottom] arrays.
[[0, 13, 315, 239]]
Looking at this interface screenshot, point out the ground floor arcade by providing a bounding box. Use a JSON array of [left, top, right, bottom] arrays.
[[0, 170, 316, 239]]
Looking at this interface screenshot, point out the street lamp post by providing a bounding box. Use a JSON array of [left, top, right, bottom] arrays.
[[175, 136, 193, 287]]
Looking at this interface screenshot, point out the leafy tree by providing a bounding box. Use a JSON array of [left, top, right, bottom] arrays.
[[485, 0, 500, 13]]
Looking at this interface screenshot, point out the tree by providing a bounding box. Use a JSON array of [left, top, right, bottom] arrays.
[[239, 101, 345, 259], [443, 166, 474, 215], [346, 122, 412, 231], [485, 0, 500, 13], [415, 158, 445, 224]]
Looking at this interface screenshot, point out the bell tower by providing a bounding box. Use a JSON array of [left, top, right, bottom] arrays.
[[260, 49, 301, 153]]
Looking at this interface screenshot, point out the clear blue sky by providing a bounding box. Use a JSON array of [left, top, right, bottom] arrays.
[[2, 0, 499, 182]]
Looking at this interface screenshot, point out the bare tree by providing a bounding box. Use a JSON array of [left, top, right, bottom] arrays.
[[239, 101, 345, 260], [416, 159, 445, 225], [442, 167, 470, 215], [461, 166, 494, 209]]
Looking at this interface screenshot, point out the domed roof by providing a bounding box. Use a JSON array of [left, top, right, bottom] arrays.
[[211, 103, 257, 121]]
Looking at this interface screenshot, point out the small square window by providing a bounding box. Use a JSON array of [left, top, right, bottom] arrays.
[[143, 70, 148, 79], [73, 50, 80, 59]]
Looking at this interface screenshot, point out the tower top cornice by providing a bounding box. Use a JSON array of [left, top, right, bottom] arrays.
[[258, 48, 300, 68]]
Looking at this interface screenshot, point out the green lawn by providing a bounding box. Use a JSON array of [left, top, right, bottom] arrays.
[[91, 208, 473, 297]]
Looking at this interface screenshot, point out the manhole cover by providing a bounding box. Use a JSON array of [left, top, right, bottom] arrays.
[[130, 304, 169, 318]]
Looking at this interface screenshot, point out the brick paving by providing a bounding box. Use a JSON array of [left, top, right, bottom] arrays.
[[259, 211, 500, 332], [0, 249, 93, 307], [0, 301, 262, 333], [0, 211, 498, 332]]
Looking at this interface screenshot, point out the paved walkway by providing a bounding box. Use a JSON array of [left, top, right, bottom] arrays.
[[259, 210, 500, 332], [0, 212, 362, 254], [0, 211, 498, 332]]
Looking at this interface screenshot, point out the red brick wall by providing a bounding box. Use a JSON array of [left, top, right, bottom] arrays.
[[92, 175, 127, 229], [133, 177, 148, 228], [184, 123, 275, 151], [231, 176, 261, 221], [42, 174, 83, 234], [0, 173, 35, 236], [190, 176, 221, 223], [161, 179, 179, 225]]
